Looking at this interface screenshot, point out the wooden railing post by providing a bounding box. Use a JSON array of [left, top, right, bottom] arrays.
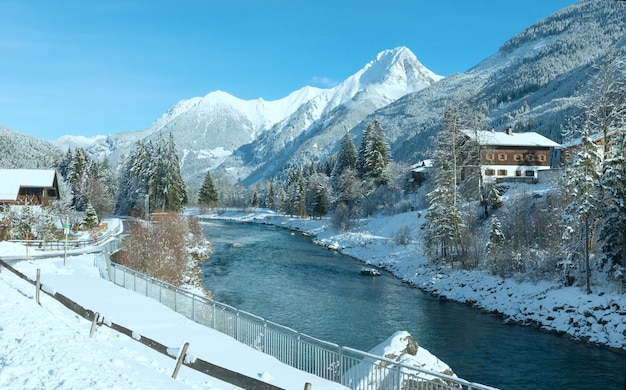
[[89, 312, 100, 338], [35, 269, 41, 304], [172, 342, 190, 379]]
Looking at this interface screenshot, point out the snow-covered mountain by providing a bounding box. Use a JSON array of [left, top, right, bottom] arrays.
[[50, 0, 626, 186], [55, 46, 441, 183]]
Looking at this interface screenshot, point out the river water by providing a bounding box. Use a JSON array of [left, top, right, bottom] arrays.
[[199, 219, 626, 390]]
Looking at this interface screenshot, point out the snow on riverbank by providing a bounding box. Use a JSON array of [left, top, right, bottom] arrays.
[[204, 209, 626, 353], [0, 240, 347, 389]]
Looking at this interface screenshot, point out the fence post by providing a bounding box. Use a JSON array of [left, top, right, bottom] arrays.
[[35, 269, 41, 304], [89, 312, 100, 338], [171, 342, 190, 379], [212, 301, 216, 330], [396, 363, 401, 390], [339, 347, 343, 385], [304, 383, 312, 390]]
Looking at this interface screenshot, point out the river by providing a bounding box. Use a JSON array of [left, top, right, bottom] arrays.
[[198, 219, 626, 390]]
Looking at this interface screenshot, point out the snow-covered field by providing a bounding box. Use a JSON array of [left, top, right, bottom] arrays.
[[209, 209, 626, 353], [0, 239, 348, 389]]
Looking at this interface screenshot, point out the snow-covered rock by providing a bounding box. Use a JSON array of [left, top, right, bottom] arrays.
[[345, 331, 457, 389]]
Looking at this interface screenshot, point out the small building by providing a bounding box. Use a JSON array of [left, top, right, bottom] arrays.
[[0, 169, 61, 206], [462, 129, 561, 183], [409, 159, 433, 187]]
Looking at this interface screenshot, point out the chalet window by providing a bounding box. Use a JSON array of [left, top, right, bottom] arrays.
[[498, 153, 506, 161], [527, 155, 534, 161], [525, 171, 535, 177], [538, 154, 545, 162], [48, 189, 57, 197], [486, 153, 494, 161], [485, 169, 495, 176], [497, 169, 507, 176], [516, 170, 522, 176], [514, 154, 522, 161]]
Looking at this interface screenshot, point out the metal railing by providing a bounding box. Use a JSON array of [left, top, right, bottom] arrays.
[[9, 221, 123, 252], [106, 261, 497, 390]]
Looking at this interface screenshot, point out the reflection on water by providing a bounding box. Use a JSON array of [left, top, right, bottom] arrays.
[[199, 220, 626, 390]]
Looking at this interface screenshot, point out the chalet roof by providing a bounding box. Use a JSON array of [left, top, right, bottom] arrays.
[[410, 159, 433, 173], [0, 169, 58, 201], [461, 130, 561, 148]]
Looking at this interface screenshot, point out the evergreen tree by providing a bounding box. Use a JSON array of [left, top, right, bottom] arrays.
[[424, 105, 468, 266], [305, 173, 330, 219], [266, 181, 275, 210], [561, 127, 602, 294], [115, 133, 186, 216], [366, 120, 391, 183], [198, 170, 219, 208], [357, 121, 390, 183], [82, 203, 99, 230], [599, 126, 626, 284], [332, 132, 357, 182], [293, 173, 306, 218], [115, 150, 145, 216], [251, 191, 259, 208], [486, 217, 506, 275], [356, 123, 373, 178], [276, 184, 287, 213]]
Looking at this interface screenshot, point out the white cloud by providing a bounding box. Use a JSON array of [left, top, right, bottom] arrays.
[[310, 76, 338, 88]]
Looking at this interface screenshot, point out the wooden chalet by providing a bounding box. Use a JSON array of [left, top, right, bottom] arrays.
[[462, 129, 561, 183], [0, 169, 61, 206]]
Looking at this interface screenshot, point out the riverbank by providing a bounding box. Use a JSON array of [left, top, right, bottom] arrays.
[[201, 209, 626, 354]]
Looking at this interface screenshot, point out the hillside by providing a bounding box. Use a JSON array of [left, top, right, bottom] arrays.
[[369, 0, 626, 164], [0, 125, 62, 169]]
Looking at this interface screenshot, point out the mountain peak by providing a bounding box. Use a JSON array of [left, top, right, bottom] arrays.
[[357, 46, 443, 88]]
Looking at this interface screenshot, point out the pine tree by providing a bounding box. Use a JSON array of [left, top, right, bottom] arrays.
[[306, 173, 330, 219], [486, 217, 506, 275], [561, 127, 602, 294], [356, 123, 373, 178], [198, 170, 219, 208], [82, 203, 99, 230], [424, 105, 468, 266], [599, 127, 626, 284], [424, 159, 466, 266], [115, 134, 186, 216], [251, 191, 259, 208], [366, 120, 391, 183], [266, 181, 275, 210], [332, 132, 357, 182], [294, 173, 306, 218], [356, 121, 390, 183]]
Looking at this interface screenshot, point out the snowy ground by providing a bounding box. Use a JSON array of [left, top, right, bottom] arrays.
[[0, 225, 348, 390], [206, 209, 626, 353]]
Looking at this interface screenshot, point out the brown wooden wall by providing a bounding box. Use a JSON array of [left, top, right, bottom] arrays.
[[483, 146, 552, 167]]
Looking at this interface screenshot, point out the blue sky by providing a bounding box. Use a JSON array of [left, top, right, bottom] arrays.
[[1, 0, 576, 140]]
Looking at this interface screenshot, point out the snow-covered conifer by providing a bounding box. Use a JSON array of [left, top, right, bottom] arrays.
[[561, 127, 602, 294], [198, 170, 219, 208]]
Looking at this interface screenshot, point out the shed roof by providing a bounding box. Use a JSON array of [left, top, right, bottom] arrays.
[[0, 169, 58, 201], [462, 130, 561, 148]]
